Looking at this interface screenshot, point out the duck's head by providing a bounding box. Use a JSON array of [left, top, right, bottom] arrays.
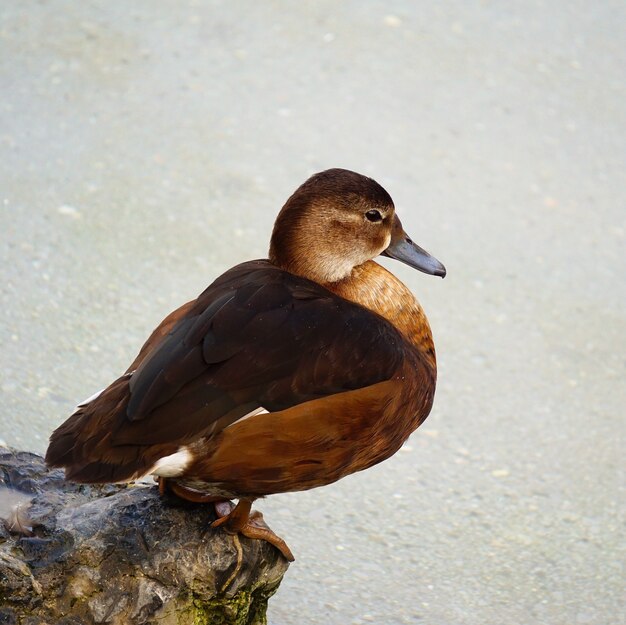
[[269, 168, 446, 284]]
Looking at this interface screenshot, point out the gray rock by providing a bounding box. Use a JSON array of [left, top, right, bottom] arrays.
[[0, 449, 290, 624]]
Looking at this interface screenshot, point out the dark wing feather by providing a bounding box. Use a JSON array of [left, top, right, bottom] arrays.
[[46, 260, 406, 480], [112, 260, 404, 446]]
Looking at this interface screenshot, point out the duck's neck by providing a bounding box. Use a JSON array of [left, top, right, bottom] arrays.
[[325, 260, 436, 369]]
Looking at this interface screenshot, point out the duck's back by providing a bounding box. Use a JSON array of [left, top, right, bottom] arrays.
[[46, 260, 426, 486]]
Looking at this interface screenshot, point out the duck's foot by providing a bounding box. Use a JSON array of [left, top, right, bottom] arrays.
[[156, 479, 294, 561], [212, 499, 295, 562]]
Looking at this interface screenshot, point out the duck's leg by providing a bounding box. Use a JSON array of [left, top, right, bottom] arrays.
[[157, 479, 294, 561], [212, 498, 295, 562], [157, 477, 223, 503]]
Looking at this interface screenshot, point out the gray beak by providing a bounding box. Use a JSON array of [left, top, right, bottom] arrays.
[[381, 215, 446, 278]]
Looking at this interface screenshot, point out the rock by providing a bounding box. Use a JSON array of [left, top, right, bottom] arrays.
[[0, 449, 290, 624]]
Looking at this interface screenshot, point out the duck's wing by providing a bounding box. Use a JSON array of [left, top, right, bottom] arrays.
[[121, 260, 406, 440], [46, 261, 406, 481]]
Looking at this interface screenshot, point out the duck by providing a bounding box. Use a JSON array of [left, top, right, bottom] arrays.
[[45, 168, 445, 562]]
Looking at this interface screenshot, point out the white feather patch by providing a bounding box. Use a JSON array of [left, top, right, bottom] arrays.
[[76, 387, 104, 408], [224, 406, 269, 429], [150, 448, 193, 477], [75, 371, 135, 410]]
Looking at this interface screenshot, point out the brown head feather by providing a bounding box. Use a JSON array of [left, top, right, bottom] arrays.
[[269, 169, 396, 283]]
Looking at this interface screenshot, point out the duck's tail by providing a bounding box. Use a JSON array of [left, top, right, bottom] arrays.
[[45, 374, 173, 484]]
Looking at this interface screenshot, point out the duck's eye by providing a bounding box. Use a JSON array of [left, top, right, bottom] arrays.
[[365, 209, 383, 223]]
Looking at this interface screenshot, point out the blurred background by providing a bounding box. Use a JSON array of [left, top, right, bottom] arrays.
[[1, 1, 624, 623]]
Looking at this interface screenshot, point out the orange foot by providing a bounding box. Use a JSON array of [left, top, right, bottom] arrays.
[[212, 499, 295, 562], [157, 478, 294, 561]]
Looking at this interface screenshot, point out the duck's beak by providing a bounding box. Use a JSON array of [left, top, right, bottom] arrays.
[[381, 215, 446, 278]]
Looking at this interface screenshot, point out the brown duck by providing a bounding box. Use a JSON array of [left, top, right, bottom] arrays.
[[46, 168, 446, 561]]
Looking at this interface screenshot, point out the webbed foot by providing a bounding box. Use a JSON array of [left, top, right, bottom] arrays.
[[212, 499, 295, 562]]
